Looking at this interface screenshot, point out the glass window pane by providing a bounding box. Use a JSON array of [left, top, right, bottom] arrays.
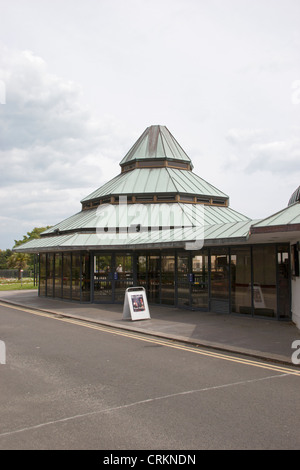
[[177, 253, 190, 307], [94, 255, 112, 302], [39, 254, 46, 296], [192, 251, 208, 308], [115, 254, 133, 301], [161, 255, 175, 305], [63, 253, 71, 300], [253, 246, 276, 317], [231, 248, 251, 314], [46, 253, 54, 297], [81, 254, 90, 302], [72, 254, 81, 301], [277, 245, 291, 318], [137, 255, 147, 290], [148, 255, 160, 304], [210, 248, 229, 300], [54, 253, 62, 298]]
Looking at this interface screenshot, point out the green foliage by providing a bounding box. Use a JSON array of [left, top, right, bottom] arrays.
[[7, 253, 30, 279], [12, 226, 51, 272], [0, 226, 51, 273], [0, 249, 13, 269], [13, 227, 51, 247]]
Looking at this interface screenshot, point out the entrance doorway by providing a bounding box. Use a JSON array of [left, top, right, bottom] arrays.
[[114, 254, 133, 302], [210, 247, 230, 313], [93, 253, 133, 303], [94, 255, 113, 302]]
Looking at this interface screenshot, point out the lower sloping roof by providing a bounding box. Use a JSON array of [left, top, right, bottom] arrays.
[[81, 167, 228, 203], [41, 203, 250, 236], [251, 202, 300, 230], [248, 202, 300, 243], [14, 220, 254, 253], [13, 201, 253, 253]]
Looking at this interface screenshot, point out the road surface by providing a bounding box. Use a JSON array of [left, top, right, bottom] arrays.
[[0, 302, 299, 450]]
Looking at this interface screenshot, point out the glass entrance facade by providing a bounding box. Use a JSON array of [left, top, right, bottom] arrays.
[[38, 244, 292, 320]]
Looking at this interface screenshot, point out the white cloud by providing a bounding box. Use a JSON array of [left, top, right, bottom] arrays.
[[225, 127, 300, 174], [0, 46, 131, 248], [0, 0, 300, 247]]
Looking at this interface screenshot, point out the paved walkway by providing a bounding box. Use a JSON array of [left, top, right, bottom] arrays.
[[1, 290, 300, 365]]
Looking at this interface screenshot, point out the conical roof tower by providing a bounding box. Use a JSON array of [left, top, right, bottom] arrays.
[[119, 125, 193, 169], [16, 124, 251, 249], [81, 125, 229, 209]]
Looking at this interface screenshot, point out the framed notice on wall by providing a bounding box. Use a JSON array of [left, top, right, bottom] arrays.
[[123, 287, 151, 321]]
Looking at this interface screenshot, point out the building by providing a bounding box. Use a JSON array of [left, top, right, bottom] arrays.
[[15, 125, 300, 328]]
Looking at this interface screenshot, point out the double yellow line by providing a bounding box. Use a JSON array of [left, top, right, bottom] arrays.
[[1, 301, 300, 377]]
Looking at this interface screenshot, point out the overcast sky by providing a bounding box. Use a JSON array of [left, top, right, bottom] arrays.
[[0, 0, 300, 249]]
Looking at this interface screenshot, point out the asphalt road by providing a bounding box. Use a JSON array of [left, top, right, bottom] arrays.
[[0, 303, 299, 451]]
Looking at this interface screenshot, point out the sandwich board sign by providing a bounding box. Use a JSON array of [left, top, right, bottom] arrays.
[[123, 287, 151, 321]]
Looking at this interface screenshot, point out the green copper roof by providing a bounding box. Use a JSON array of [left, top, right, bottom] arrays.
[[41, 203, 249, 236], [14, 219, 253, 253], [119, 125, 193, 167], [12, 124, 257, 254], [81, 125, 228, 204], [81, 167, 228, 202], [251, 201, 300, 228]]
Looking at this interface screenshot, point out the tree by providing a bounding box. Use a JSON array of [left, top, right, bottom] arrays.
[[6, 226, 51, 278], [0, 249, 13, 269], [13, 227, 51, 248], [7, 253, 30, 279], [12, 226, 51, 272]]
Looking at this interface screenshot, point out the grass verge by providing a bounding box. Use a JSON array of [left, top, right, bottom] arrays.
[[0, 278, 38, 291]]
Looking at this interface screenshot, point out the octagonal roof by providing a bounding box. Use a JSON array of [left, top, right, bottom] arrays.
[[119, 125, 193, 168]]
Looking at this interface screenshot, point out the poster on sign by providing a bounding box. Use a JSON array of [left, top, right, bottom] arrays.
[[123, 287, 151, 321]]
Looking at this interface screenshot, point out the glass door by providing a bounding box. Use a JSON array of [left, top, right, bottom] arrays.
[[62, 253, 71, 300], [192, 251, 208, 308], [230, 247, 252, 314], [46, 253, 54, 297], [114, 254, 133, 302], [54, 253, 62, 298], [137, 255, 147, 291], [148, 255, 160, 304], [277, 245, 291, 319], [252, 246, 276, 317], [94, 255, 113, 302], [177, 253, 190, 307], [81, 254, 91, 302], [161, 255, 175, 305], [210, 247, 230, 313], [71, 254, 81, 301]]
